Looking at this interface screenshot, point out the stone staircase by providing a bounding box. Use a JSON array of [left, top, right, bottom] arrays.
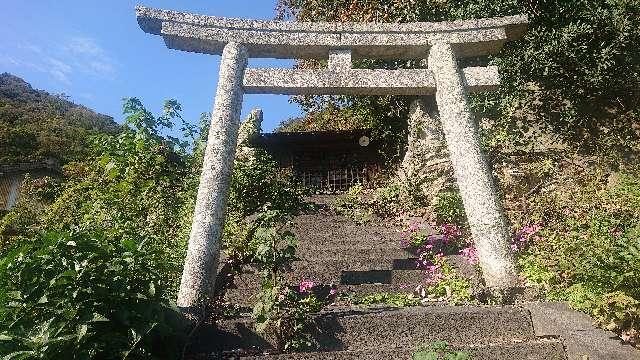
[[224, 199, 428, 307], [204, 196, 639, 359], [214, 305, 565, 359]]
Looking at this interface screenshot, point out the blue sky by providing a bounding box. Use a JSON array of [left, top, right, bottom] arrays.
[[0, 1, 303, 132]]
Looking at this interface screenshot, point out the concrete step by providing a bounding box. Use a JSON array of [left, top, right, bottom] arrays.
[[211, 306, 539, 353], [239, 339, 567, 359]]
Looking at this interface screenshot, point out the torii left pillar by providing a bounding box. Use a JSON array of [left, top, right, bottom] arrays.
[[178, 42, 248, 309]]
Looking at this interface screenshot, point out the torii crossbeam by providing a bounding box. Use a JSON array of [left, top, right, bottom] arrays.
[[136, 6, 529, 308]]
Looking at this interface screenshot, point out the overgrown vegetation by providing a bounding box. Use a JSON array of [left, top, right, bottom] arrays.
[[516, 163, 640, 345], [0, 97, 313, 358], [332, 182, 428, 223], [0, 98, 196, 358], [0, 231, 186, 359], [276, 0, 640, 157]]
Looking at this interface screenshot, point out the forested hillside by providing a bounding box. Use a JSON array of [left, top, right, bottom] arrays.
[[0, 73, 120, 164]]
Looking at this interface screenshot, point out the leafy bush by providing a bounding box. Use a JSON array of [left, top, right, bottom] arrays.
[[0, 231, 186, 359], [0, 98, 198, 358], [518, 165, 640, 344], [433, 191, 466, 226], [228, 150, 306, 218]]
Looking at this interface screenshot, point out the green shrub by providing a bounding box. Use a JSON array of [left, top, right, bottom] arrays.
[[228, 150, 306, 218], [0, 98, 198, 358], [355, 292, 421, 307], [0, 231, 186, 359], [519, 166, 640, 343], [434, 191, 466, 226]]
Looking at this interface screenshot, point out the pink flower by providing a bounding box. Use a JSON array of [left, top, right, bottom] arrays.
[[278, 294, 286, 301], [299, 279, 315, 294], [329, 287, 337, 296], [512, 223, 543, 252], [425, 264, 445, 285], [440, 223, 462, 239], [460, 246, 479, 265]]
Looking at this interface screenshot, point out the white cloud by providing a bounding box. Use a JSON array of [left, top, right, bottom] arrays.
[[5, 36, 118, 85], [65, 37, 105, 57], [19, 43, 43, 54], [46, 57, 73, 85], [0, 54, 20, 66], [65, 37, 117, 79]]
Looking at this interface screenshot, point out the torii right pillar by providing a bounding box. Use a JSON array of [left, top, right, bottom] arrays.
[[428, 42, 518, 290]]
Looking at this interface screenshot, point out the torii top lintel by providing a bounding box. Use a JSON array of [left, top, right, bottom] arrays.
[[136, 6, 528, 60]]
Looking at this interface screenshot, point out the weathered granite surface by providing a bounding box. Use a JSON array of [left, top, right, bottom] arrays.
[[428, 42, 518, 288], [236, 108, 263, 162], [328, 49, 353, 70], [136, 6, 528, 59], [397, 98, 454, 206], [177, 42, 248, 308], [242, 66, 500, 95]]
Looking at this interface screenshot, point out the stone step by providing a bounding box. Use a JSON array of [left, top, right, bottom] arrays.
[[225, 283, 417, 307], [294, 229, 401, 249], [230, 269, 425, 290], [293, 215, 401, 235], [239, 339, 567, 359], [211, 306, 539, 353], [296, 247, 414, 261]]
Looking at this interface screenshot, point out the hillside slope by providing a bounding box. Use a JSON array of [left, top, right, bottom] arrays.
[[0, 73, 120, 164]]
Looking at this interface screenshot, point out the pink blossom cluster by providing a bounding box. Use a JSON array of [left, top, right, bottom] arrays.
[[425, 256, 445, 285], [512, 223, 542, 252], [298, 279, 315, 294], [460, 246, 479, 265], [440, 223, 462, 242], [399, 220, 469, 287], [418, 250, 446, 285], [399, 220, 430, 248]]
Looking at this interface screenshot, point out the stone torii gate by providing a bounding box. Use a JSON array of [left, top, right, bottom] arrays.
[[136, 6, 529, 308]]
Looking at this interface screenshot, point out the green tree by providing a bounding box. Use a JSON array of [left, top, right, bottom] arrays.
[[0, 98, 199, 359], [276, 0, 640, 157]]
